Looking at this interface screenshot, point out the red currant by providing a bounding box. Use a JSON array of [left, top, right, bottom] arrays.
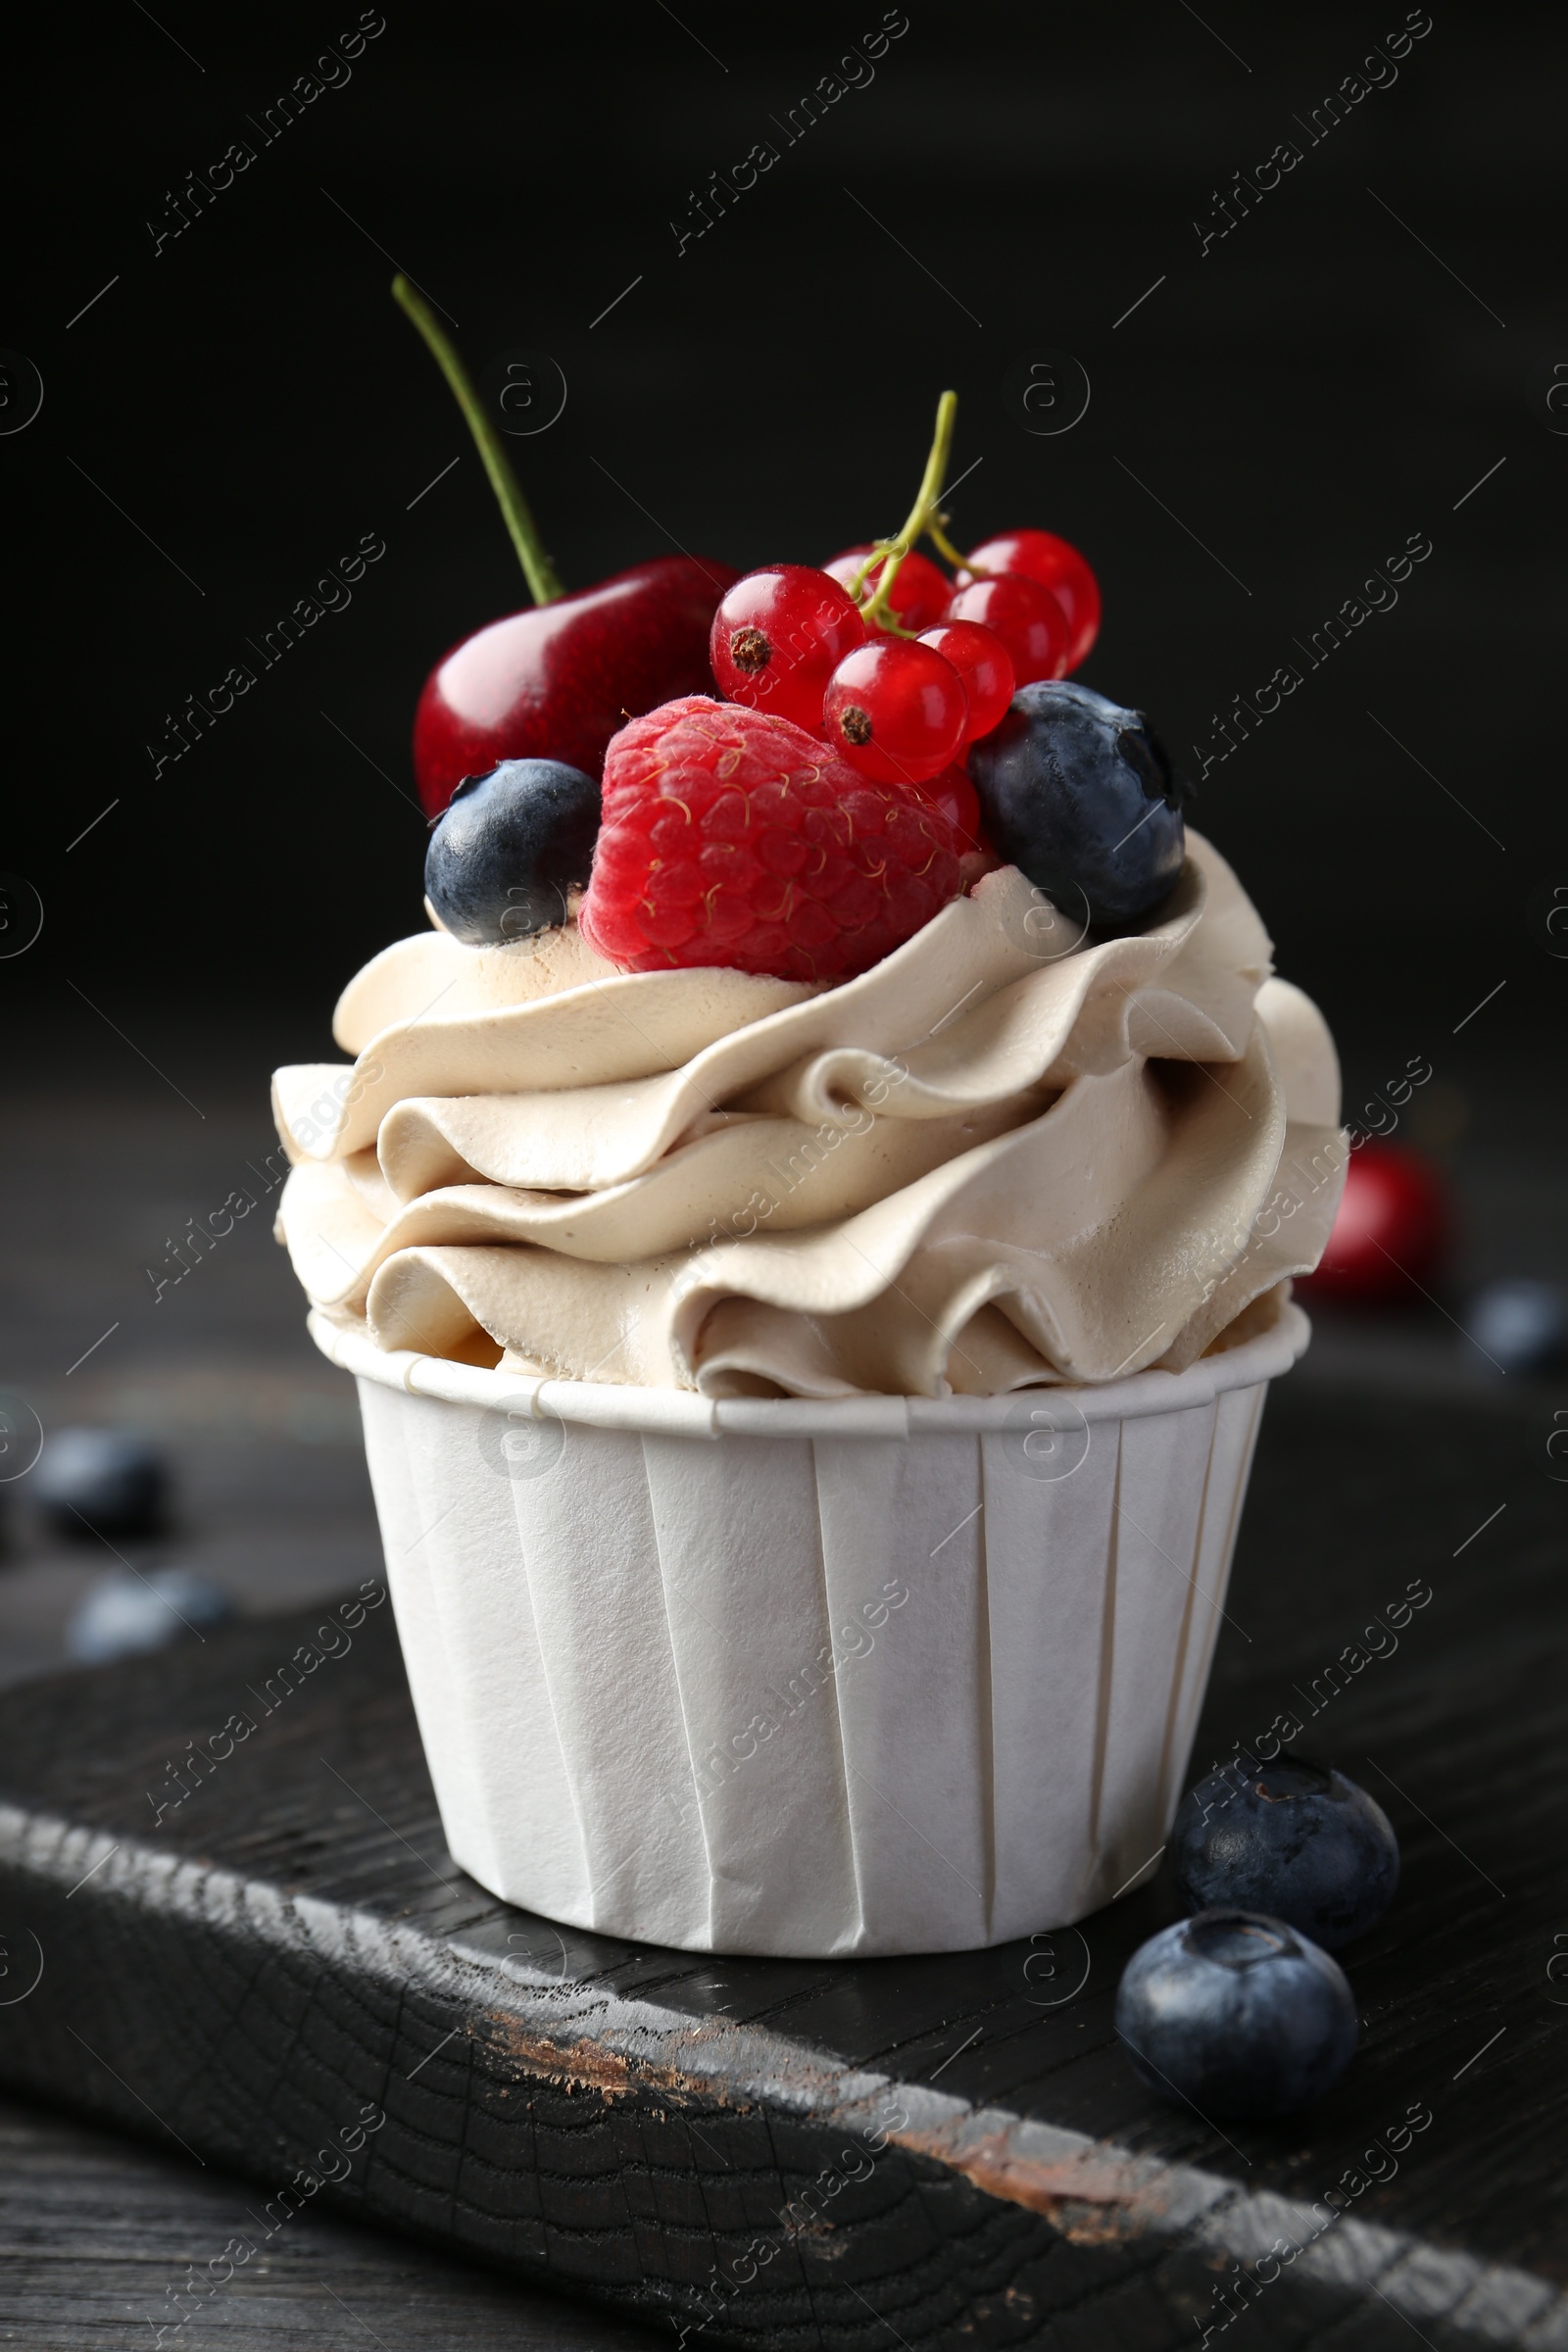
[[944, 574, 1069, 686], [915, 620, 1014, 741], [822, 639, 968, 784], [957, 530, 1101, 671], [907, 760, 983, 853], [821, 544, 952, 632], [710, 565, 865, 731]]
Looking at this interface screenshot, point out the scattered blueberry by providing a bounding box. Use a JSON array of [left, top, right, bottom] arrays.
[[1469, 1278, 1568, 1376], [67, 1565, 233, 1665], [966, 679, 1186, 928], [425, 758, 601, 945], [1115, 1909, 1357, 2119], [34, 1427, 167, 1539], [1172, 1756, 1398, 1950]]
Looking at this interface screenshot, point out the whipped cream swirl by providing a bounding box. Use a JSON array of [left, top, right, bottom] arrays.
[[272, 831, 1345, 1396]]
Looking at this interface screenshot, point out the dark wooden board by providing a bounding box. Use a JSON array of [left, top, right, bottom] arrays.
[[1, 1381, 1565, 2352], [0, 2089, 667, 2349]]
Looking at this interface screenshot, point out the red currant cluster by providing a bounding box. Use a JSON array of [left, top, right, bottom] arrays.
[[580, 394, 1105, 983], [710, 504, 1096, 858]]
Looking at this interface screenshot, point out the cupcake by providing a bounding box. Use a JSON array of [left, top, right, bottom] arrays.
[[273, 375, 1344, 1955]]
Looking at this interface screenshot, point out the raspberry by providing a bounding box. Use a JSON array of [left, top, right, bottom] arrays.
[[578, 697, 962, 983]]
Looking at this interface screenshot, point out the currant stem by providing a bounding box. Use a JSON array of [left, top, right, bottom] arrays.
[[391, 274, 566, 607], [858, 390, 959, 632], [927, 516, 972, 573]]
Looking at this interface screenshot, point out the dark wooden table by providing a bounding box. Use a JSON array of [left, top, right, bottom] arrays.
[[1, 1369, 1565, 2352]]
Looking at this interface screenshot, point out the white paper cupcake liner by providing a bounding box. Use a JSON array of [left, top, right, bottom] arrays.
[[310, 1302, 1308, 1958]]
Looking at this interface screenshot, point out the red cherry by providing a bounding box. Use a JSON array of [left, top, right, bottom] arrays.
[[944, 574, 1070, 686], [710, 565, 865, 731], [391, 281, 741, 818], [957, 530, 1101, 671], [821, 544, 952, 632], [906, 760, 983, 853], [413, 557, 737, 818], [1297, 1142, 1452, 1306], [822, 639, 968, 784], [915, 620, 1015, 741]]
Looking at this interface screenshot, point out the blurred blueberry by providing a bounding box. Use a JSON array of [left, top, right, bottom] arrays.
[[1115, 1910, 1357, 2119], [1172, 1756, 1398, 1950], [67, 1565, 232, 1664], [1469, 1279, 1568, 1376], [35, 1427, 167, 1539]]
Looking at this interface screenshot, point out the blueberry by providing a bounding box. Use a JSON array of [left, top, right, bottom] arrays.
[[34, 1427, 166, 1539], [1172, 1756, 1398, 1949], [966, 680, 1186, 928], [1115, 1909, 1357, 2119], [67, 1565, 233, 1665], [425, 759, 600, 946], [1468, 1278, 1568, 1376]]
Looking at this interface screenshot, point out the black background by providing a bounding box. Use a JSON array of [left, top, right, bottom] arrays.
[[4, 0, 1563, 1067]]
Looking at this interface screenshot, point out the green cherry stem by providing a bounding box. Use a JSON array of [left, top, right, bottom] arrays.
[[391, 274, 566, 607], [856, 389, 959, 632]]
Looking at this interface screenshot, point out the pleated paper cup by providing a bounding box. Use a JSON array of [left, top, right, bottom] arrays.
[[309, 1301, 1308, 1959]]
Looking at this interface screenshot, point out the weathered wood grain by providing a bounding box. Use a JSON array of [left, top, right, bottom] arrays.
[[0, 2090, 667, 2348]]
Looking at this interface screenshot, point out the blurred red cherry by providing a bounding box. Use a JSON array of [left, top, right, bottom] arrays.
[[1298, 1141, 1452, 1306]]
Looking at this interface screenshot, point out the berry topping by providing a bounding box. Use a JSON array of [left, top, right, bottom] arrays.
[[822, 544, 952, 632], [822, 638, 968, 784], [710, 565, 865, 731], [945, 573, 1070, 686], [915, 619, 1015, 741], [967, 679, 1186, 928], [413, 558, 737, 816], [957, 528, 1102, 670], [1172, 1758, 1400, 1951], [578, 697, 961, 983], [425, 759, 601, 945], [906, 761, 983, 854], [833, 392, 972, 645], [1116, 1910, 1358, 2119]]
